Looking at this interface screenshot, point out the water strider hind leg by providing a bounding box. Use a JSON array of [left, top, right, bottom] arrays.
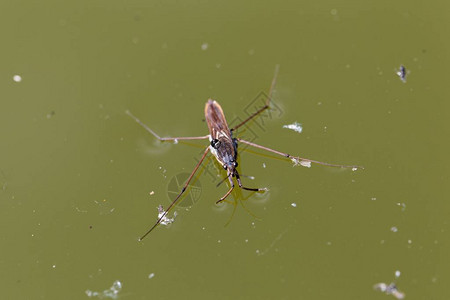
[[237, 138, 364, 169]]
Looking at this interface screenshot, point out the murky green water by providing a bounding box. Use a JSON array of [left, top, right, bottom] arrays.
[[1, 1, 449, 299]]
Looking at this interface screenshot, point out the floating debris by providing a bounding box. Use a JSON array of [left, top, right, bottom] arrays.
[[13, 75, 22, 82], [300, 160, 311, 168], [373, 282, 405, 299], [390, 226, 398, 233], [396, 202, 406, 211], [297, 159, 311, 168], [94, 199, 115, 215], [148, 273, 155, 279], [157, 205, 177, 226], [201, 42, 209, 50], [396, 65, 409, 83], [158, 166, 167, 178], [283, 122, 303, 133], [86, 280, 122, 299], [46, 111, 55, 119], [291, 203, 297, 208], [290, 157, 311, 168]]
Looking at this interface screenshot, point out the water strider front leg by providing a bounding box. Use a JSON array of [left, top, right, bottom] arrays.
[[126, 110, 209, 142], [216, 171, 266, 205], [216, 175, 235, 204], [235, 172, 264, 192]]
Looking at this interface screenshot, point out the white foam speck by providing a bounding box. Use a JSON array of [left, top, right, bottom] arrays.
[[283, 122, 303, 133], [13, 75, 22, 82]]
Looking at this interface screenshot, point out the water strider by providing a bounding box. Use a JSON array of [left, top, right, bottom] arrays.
[[127, 65, 363, 240]]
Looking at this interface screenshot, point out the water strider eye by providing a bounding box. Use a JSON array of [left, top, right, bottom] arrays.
[[211, 139, 220, 149], [223, 164, 227, 170], [234, 161, 238, 167]]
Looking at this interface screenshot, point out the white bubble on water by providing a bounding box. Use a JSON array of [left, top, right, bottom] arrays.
[[86, 280, 122, 299], [283, 122, 303, 133], [201, 43, 209, 50]]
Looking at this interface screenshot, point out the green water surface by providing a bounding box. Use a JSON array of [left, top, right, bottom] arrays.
[[1, 0, 449, 299]]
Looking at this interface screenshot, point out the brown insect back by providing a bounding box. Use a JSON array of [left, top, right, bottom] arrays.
[[205, 100, 236, 170], [205, 99, 230, 136]]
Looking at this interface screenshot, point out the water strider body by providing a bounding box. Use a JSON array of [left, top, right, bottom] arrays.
[[205, 99, 262, 202], [126, 65, 363, 240]]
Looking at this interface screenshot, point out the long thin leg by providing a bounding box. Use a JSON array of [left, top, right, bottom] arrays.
[[139, 146, 210, 241], [237, 179, 260, 192], [216, 175, 234, 204], [126, 110, 209, 141], [232, 64, 280, 131], [237, 138, 364, 169], [216, 174, 255, 188], [216, 171, 265, 204], [235, 172, 264, 192], [215, 176, 228, 188]]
